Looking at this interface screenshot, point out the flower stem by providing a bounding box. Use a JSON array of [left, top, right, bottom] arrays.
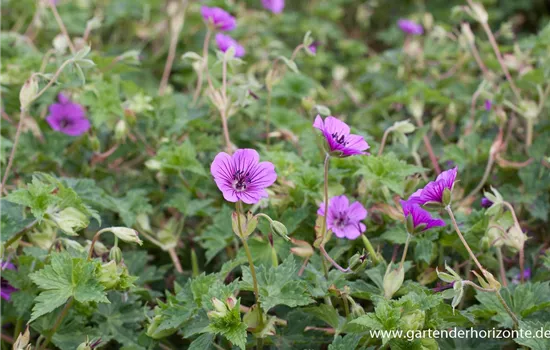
[[361, 234, 379, 265], [191, 247, 199, 277], [495, 290, 520, 329], [265, 90, 272, 146], [168, 247, 184, 274], [39, 297, 74, 350], [159, 2, 187, 96], [220, 54, 232, 154], [495, 247, 508, 288], [320, 154, 330, 243], [445, 206, 484, 273], [378, 127, 392, 156], [235, 202, 264, 333], [192, 28, 212, 104], [415, 117, 441, 174], [399, 233, 412, 271], [319, 245, 350, 273], [48, 1, 76, 54]]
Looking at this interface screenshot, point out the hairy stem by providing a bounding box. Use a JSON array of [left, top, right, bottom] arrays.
[[495, 247, 508, 288], [445, 206, 484, 273], [48, 1, 76, 54], [378, 127, 392, 156], [235, 202, 264, 332], [495, 290, 520, 328], [2, 220, 38, 249], [319, 245, 351, 273], [399, 233, 412, 270], [361, 234, 379, 265], [40, 298, 74, 350], [192, 28, 212, 104], [415, 117, 441, 174], [320, 154, 330, 242], [168, 247, 184, 274]]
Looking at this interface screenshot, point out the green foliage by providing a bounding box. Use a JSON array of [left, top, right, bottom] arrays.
[[29, 252, 109, 322], [241, 255, 315, 311]]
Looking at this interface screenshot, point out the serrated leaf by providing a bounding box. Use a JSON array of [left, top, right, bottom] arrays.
[[515, 320, 550, 350], [240, 255, 314, 311], [328, 334, 362, 350], [29, 252, 109, 322]]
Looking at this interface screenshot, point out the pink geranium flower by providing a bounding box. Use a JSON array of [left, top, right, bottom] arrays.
[[201, 6, 236, 31], [46, 93, 91, 136], [400, 200, 445, 232], [262, 0, 284, 14], [210, 149, 277, 204], [317, 195, 367, 240], [408, 167, 458, 205], [215, 33, 245, 57], [313, 115, 370, 157]]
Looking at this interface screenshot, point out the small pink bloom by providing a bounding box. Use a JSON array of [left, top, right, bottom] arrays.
[[210, 149, 277, 204], [318, 195, 367, 240], [46, 93, 91, 136], [201, 6, 236, 31], [262, 0, 284, 14], [397, 19, 423, 35], [313, 115, 370, 157], [215, 33, 245, 57]]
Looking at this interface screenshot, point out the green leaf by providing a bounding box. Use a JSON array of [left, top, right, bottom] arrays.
[[189, 333, 215, 350], [6, 176, 56, 220], [414, 238, 433, 264], [0, 199, 34, 243], [206, 298, 247, 350], [29, 252, 109, 322], [152, 140, 206, 176], [303, 304, 345, 330], [355, 153, 425, 196], [196, 206, 235, 263], [240, 255, 315, 311], [515, 320, 550, 350], [328, 334, 362, 350]]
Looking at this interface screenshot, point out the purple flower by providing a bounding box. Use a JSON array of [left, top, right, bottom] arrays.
[[481, 197, 493, 208], [317, 195, 367, 240], [210, 149, 277, 204], [397, 19, 423, 35], [512, 268, 531, 284], [400, 200, 445, 232], [201, 6, 236, 31], [408, 167, 458, 205], [215, 33, 245, 57], [46, 93, 91, 136], [308, 42, 318, 55], [485, 99, 492, 111], [313, 115, 370, 157], [262, 0, 285, 14], [1, 260, 17, 301]]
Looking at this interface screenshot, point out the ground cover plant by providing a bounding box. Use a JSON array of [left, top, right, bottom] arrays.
[[1, 0, 550, 349]]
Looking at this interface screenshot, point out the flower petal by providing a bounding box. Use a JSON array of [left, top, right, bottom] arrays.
[[347, 201, 367, 221]]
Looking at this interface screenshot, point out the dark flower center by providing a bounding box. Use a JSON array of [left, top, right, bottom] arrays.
[[60, 118, 73, 128], [334, 212, 348, 228], [232, 170, 251, 192], [331, 132, 348, 146]]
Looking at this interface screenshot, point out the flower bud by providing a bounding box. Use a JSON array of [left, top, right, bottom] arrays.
[[270, 220, 290, 241], [29, 224, 57, 250], [460, 23, 475, 45], [19, 76, 39, 110], [442, 188, 452, 207], [208, 297, 229, 319], [408, 99, 424, 121], [226, 295, 237, 309], [86, 239, 109, 256], [89, 135, 101, 152], [109, 246, 123, 264], [135, 213, 152, 232], [76, 342, 92, 350], [470, 2, 488, 23], [98, 260, 119, 290], [106, 227, 143, 245], [519, 100, 539, 120], [53, 34, 69, 54], [114, 119, 128, 141], [383, 265, 404, 299], [290, 239, 314, 258]]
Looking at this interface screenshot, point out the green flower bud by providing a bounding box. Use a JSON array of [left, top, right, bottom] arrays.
[[348, 253, 368, 273], [270, 221, 290, 241], [383, 265, 404, 299], [76, 343, 92, 350], [106, 227, 143, 245], [290, 239, 314, 258], [114, 119, 128, 141], [145, 159, 162, 171], [98, 260, 119, 290], [408, 99, 424, 120], [208, 297, 229, 319], [136, 213, 152, 232], [29, 224, 57, 250], [109, 246, 123, 264], [89, 135, 101, 152]]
